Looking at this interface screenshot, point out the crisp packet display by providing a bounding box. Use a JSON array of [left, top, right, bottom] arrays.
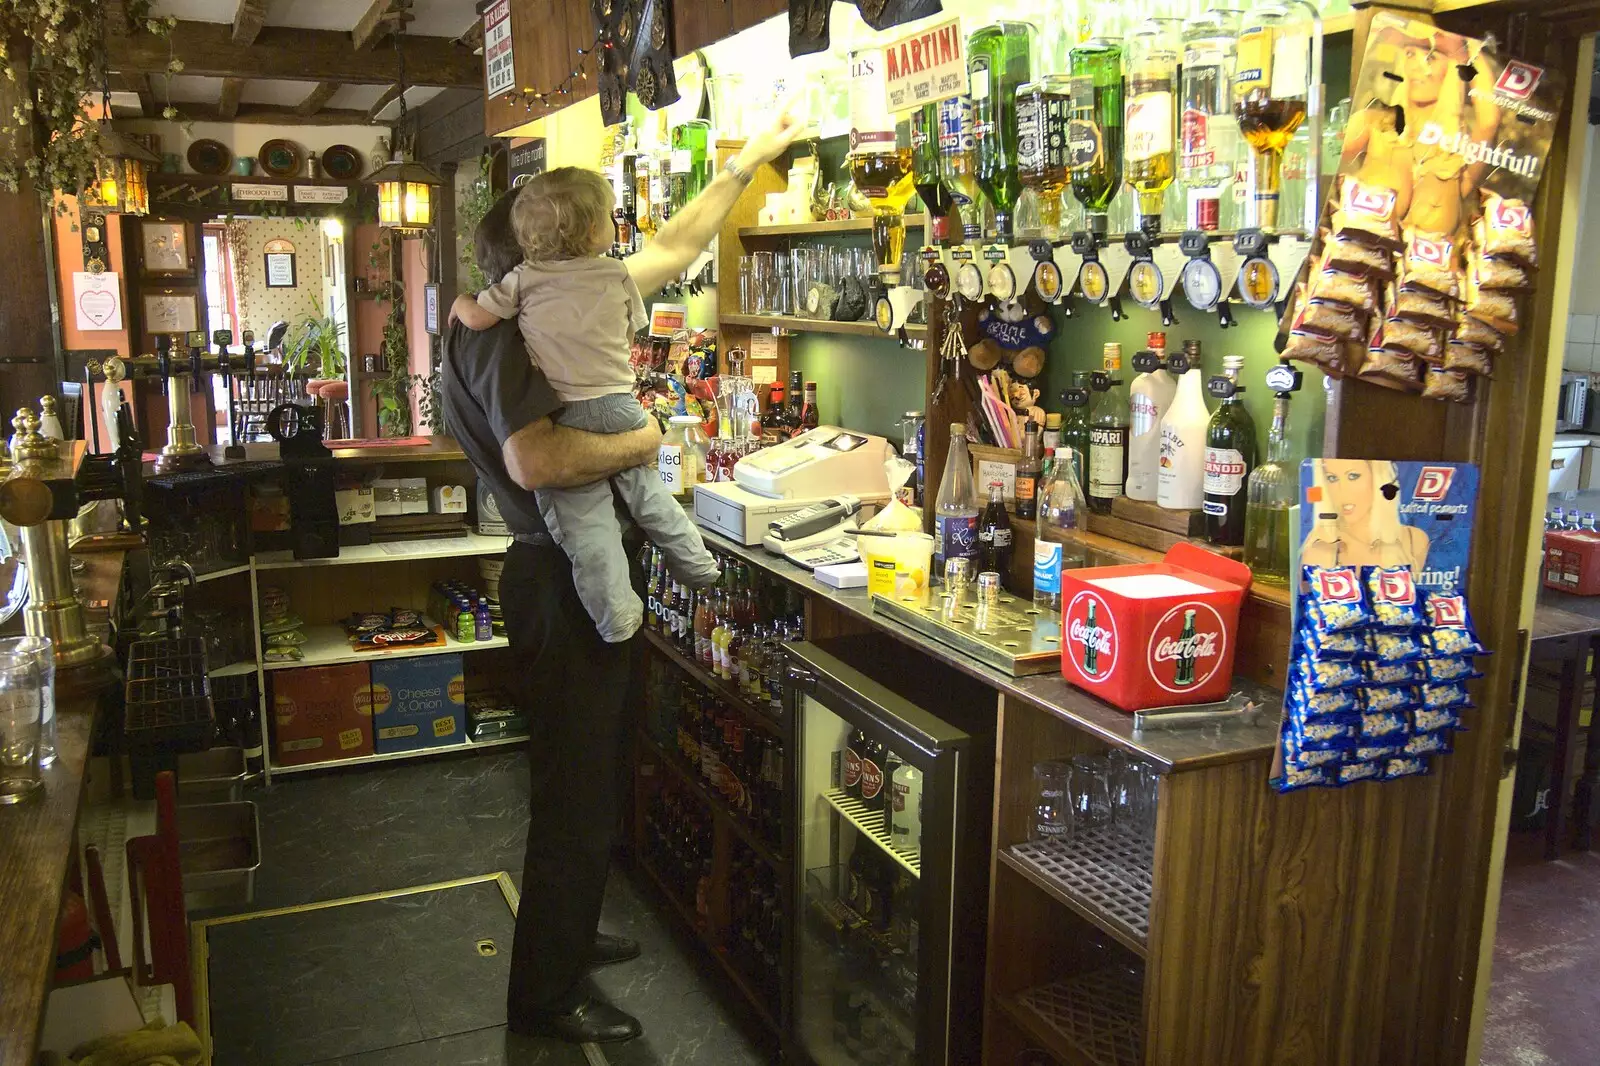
[[1303, 566, 1373, 633], [1365, 566, 1426, 630]]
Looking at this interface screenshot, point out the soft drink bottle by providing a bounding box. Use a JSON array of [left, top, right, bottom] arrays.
[[1034, 447, 1088, 611]]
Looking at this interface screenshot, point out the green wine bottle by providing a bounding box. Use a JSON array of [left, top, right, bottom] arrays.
[[1068, 36, 1125, 235], [968, 19, 1035, 242]]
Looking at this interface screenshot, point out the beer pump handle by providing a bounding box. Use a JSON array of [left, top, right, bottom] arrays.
[[154, 335, 172, 396]]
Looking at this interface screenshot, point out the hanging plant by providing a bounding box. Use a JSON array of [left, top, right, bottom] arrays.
[[0, 3, 175, 199], [457, 166, 497, 293]]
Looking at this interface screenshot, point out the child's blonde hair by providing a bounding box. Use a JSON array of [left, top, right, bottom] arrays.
[[511, 167, 613, 261]]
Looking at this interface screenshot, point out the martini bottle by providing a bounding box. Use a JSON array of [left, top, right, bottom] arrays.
[[912, 103, 955, 246], [1067, 35, 1124, 236], [1124, 19, 1179, 235], [969, 19, 1035, 242]]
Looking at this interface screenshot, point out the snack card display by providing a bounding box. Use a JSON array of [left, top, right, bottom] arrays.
[[1276, 13, 1563, 394]]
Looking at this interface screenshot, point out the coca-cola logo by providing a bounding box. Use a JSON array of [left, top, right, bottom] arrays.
[[1147, 601, 1229, 695], [1064, 592, 1117, 684], [860, 759, 885, 800]]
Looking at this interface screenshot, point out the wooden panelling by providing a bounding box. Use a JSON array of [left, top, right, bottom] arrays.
[[484, 0, 595, 135], [674, 1, 734, 55]]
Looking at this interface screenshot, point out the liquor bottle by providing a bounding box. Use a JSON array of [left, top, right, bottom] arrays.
[[858, 735, 888, 809], [668, 147, 694, 215], [1042, 412, 1062, 453], [1243, 378, 1295, 584], [1015, 75, 1071, 239], [912, 103, 955, 246], [848, 48, 917, 283], [969, 19, 1035, 242], [695, 588, 715, 666], [1060, 372, 1093, 493], [1034, 447, 1087, 610], [760, 383, 788, 444], [1127, 341, 1177, 503], [635, 153, 656, 239], [978, 483, 1014, 581], [935, 423, 981, 572], [1015, 423, 1042, 520], [1124, 18, 1179, 235], [1234, 3, 1312, 232], [1204, 354, 1258, 546], [671, 119, 711, 201], [1087, 343, 1130, 514], [1179, 10, 1241, 232], [1067, 34, 1124, 235], [1158, 344, 1209, 511], [890, 761, 923, 853], [800, 381, 820, 432], [783, 370, 805, 438], [937, 94, 984, 243], [615, 153, 638, 253]]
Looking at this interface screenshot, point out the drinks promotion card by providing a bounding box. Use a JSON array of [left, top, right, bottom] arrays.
[[1297, 460, 1479, 594]]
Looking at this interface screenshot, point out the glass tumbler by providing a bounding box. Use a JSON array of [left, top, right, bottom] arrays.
[[752, 251, 777, 314], [1070, 753, 1114, 831], [0, 637, 54, 768], [0, 649, 43, 803], [1030, 760, 1074, 845], [739, 255, 756, 313]]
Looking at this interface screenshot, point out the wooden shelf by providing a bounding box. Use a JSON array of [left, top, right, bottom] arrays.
[[995, 967, 1143, 1066], [254, 533, 510, 570], [738, 214, 926, 239], [637, 727, 786, 872], [720, 313, 928, 340], [261, 622, 508, 671], [640, 625, 784, 737], [999, 833, 1152, 958], [269, 733, 525, 776], [194, 563, 251, 584], [208, 660, 256, 680], [635, 856, 781, 1037]]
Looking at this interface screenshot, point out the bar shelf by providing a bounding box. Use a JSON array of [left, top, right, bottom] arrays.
[[636, 727, 786, 871], [997, 966, 1144, 1066], [1001, 826, 1153, 956]]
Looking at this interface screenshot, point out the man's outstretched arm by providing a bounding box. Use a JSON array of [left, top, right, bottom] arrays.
[[503, 415, 661, 491]]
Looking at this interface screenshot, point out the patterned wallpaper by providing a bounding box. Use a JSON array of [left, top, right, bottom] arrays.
[[231, 218, 328, 341]]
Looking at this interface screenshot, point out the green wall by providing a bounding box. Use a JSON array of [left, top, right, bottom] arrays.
[[790, 335, 928, 443]]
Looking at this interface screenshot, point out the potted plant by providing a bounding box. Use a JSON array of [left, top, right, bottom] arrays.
[[283, 304, 348, 399]]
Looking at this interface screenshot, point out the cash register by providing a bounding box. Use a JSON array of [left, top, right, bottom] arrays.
[[693, 427, 892, 554]]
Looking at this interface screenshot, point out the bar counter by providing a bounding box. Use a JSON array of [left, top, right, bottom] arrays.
[[701, 530, 1282, 772], [0, 551, 125, 1066]]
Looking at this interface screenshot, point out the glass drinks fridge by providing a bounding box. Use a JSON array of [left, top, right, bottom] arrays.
[[1234, 2, 1317, 232], [784, 640, 993, 1065], [848, 48, 916, 285]]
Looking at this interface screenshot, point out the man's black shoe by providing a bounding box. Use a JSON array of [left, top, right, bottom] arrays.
[[591, 932, 642, 967], [508, 996, 643, 1044]]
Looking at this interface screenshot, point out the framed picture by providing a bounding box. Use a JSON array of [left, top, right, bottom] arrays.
[[424, 283, 440, 335], [264, 252, 297, 288], [143, 291, 199, 334], [140, 220, 192, 277]]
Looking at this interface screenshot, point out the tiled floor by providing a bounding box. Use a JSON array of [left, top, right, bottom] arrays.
[[1481, 832, 1600, 1066], [207, 749, 771, 1065]]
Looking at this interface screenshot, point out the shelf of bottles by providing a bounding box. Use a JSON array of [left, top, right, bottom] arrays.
[[997, 964, 1144, 1066], [640, 661, 787, 868], [823, 788, 921, 879]]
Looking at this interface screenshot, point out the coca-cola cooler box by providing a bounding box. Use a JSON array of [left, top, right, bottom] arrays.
[[271, 663, 374, 767], [1544, 530, 1600, 595], [1059, 543, 1252, 711]]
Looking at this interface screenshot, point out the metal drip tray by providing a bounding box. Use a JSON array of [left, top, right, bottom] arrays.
[[871, 585, 1062, 676]]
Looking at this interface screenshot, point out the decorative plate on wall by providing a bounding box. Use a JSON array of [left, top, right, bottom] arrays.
[[187, 139, 232, 176], [319, 145, 363, 181], [258, 139, 303, 179]]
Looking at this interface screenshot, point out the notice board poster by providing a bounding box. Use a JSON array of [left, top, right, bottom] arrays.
[[484, 0, 515, 100]]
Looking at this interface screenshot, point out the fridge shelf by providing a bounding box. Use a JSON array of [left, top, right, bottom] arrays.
[[998, 966, 1144, 1066], [822, 788, 920, 878], [637, 727, 786, 871], [641, 626, 784, 738], [1001, 827, 1154, 956], [802, 868, 918, 1059]]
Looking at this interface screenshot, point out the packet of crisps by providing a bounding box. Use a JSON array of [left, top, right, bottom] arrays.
[[1360, 708, 1409, 738], [1286, 706, 1360, 749], [1405, 729, 1454, 756], [1273, 764, 1335, 793], [1383, 756, 1431, 780], [1288, 680, 1361, 719], [1332, 177, 1403, 250], [1298, 622, 1372, 662], [1338, 760, 1384, 785], [1284, 734, 1348, 770], [1356, 742, 1408, 763], [1475, 192, 1538, 268], [1295, 655, 1365, 692], [1421, 366, 1472, 403], [1424, 592, 1488, 656], [1424, 657, 1482, 683], [1413, 706, 1463, 733], [1370, 631, 1430, 663], [1364, 659, 1424, 686], [1303, 565, 1374, 634], [1397, 229, 1461, 299], [1365, 565, 1426, 630], [1420, 682, 1474, 710], [1362, 685, 1417, 714]]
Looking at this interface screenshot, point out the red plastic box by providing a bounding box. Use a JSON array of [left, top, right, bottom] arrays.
[[1059, 543, 1253, 711], [1544, 531, 1600, 595]]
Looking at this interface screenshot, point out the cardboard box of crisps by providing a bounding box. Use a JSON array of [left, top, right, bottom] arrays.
[[1544, 530, 1600, 595], [270, 663, 374, 766], [1059, 543, 1252, 711]]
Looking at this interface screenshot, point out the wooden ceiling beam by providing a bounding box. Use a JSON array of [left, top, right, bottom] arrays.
[[217, 77, 245, 120], [353, 0, 416, 51], [106, 20, 479, 88], [233, 0, 271, 45], [296, 82, 341, 117], [366, 86, 402, 124], [169, 104, 377, 126], [109, 71, 156, 116]]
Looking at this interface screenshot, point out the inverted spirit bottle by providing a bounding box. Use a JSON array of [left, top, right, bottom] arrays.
[[1124, 18, 1179, 235], [912, 104, 955, 246], [969, 19, 1035, 242], [1179, 10, 1241, 232], [671, 119, 711, 202], [1234, 2, 1313, 232], [1015, 75, 1071, 239], [1243, 384, 1296, 584], [1088, 343, 1130, 514], [1203, 355, 1258, 546], [937, 95, 983, 243], [1060, 370, 1093, 493], [1067, 35, 1124, 235], [848, 48, 917, 283]]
